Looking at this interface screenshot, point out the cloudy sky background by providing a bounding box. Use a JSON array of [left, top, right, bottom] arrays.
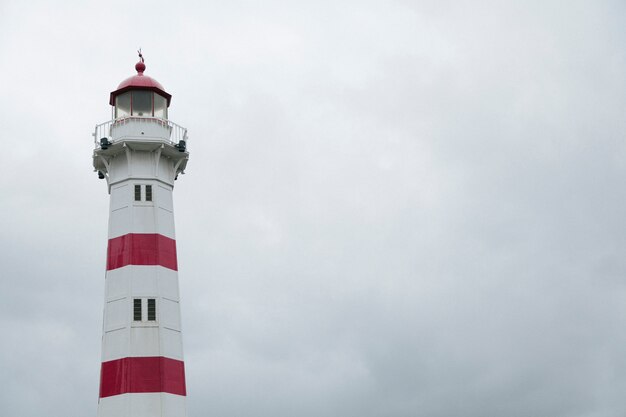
[[1, 0, 625, 416]]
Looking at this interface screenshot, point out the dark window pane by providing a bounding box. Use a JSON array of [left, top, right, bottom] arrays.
[[145, 185, 152, 202], [134, 185, 141, 201], [147, 299, 156, 321], [133, 299, 142, 321], [132, 91, 152, 117]]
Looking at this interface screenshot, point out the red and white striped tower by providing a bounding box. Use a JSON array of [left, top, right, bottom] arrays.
[[92, 52, 190, 417]]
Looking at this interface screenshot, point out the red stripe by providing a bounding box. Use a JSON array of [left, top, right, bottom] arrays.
[[107, 234, 177, 271], [99, 356, 186, 398]]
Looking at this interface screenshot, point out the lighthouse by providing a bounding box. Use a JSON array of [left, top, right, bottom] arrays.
[[92, 52, 190, 417]]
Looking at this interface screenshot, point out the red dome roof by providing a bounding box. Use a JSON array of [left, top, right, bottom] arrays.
[[109, 60, 172, 106]]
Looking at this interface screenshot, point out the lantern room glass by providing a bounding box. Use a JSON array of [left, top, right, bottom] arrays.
[[153, 94, 168, 119], [132, 91, 152, 117], [114, 91, 168, 119], [115, 92, 131, 118]]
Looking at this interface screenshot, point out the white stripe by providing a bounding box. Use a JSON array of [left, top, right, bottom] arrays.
[[108, 180, 176, 240], [105, 266, 181, 302], [98, 392, 187, 417], [102, 265, 184, 361]]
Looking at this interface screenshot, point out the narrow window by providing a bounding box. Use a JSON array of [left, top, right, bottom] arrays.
[[133, 299, 142, 321], [147, 299, 156, 321], [145, 185, 153, 202], [134, 185, 141, 201]]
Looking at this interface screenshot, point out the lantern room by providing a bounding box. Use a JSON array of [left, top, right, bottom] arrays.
[[93, 52, 189, 181], [109, 56, 172, 120]]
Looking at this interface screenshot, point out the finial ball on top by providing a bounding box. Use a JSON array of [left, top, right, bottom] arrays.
[[135, 61, 146, 74], [135, 48, 146, 74]]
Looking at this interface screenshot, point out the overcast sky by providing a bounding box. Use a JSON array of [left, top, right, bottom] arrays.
[[1, 0, 625, 416]]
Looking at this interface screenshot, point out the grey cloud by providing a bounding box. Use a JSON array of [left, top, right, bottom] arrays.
[[0, 1, 625, 416]]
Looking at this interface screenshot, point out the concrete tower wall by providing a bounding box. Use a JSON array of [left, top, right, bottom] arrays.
[[94, 122, 189, 417]]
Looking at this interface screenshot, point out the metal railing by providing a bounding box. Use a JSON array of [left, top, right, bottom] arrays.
[[93, 117, 188, 148]]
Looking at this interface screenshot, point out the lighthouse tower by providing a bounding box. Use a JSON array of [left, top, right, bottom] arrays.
[[92, 53, 189, 417]]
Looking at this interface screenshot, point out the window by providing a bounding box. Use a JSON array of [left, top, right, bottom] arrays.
[[147, 299, 156, 321], [114, 91, 168, 119], [133, 299, 142, 321], [153, 94, 168, 119], [134, 185, 141, 201], [134, 184, 154, 203], [132, 91, 152, 116], [134, 298, 157, 322], [115, 92, 131, 118]]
